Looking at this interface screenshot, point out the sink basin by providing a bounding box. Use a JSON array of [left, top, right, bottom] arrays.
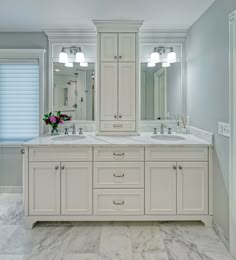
[[152, 135, 186, 141], [52, 135, 86, 141]]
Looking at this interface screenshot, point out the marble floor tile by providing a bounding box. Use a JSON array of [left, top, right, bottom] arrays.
[[99, 225, 133, 260], [160, 223, 233, 260], [62, 253, 97, 260], [0, 225, 17, 249], [0, 255, 26, 260]]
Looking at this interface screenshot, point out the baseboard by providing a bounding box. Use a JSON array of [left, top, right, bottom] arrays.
[[213, 221, 230, 250], [0, 186, 23, 193]]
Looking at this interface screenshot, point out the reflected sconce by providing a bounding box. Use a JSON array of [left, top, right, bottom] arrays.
[[59, 46, 86, 67], [147, 62, 155, 67], [148, 46, 177, 68], [80, 62, 88, 67]]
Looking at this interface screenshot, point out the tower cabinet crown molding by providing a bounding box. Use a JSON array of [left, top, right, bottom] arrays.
[[94, 20, 143, 134]]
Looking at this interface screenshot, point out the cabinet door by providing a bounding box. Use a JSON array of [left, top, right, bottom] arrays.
[[61, 162, 92, 215], [118, 63, 136, 121], [101, 62, 118, 121], [101, 33, 118, 62], [177, 162, 208, 215], [145, 162, 177, 215], [29, 162, 60, 215], [118, 33, 136, 62]]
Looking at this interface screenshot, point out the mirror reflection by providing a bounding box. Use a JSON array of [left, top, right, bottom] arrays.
[[140, 62, 182, 120], [53, 62, 95, 121]]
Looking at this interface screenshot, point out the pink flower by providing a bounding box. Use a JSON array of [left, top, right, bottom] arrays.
[[59, 121, 64, 125], [50, 116, 57, 123]]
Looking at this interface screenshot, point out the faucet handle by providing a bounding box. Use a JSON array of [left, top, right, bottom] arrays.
[[168, 127, 172, 135], [153, 128, 157, 135], [64, 128, 68, 135], [79, 128, 83, 135]]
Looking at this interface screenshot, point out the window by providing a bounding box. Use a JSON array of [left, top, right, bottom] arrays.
[[0, 49, 45, 141]]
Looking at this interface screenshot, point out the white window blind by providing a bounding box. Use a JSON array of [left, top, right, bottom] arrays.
[[0, 61, 40, 141]]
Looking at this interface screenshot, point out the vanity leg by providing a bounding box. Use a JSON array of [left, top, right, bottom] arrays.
[[201, 216, 213, 228], [24, 218, 36, 229]]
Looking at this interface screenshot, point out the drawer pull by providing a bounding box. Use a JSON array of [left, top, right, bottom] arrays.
[[113, 200, 124, 205], [113, 152, 125, 156], [179, 166, 183, 170], [61, 166, 65, 170], [113, 124, 123, 128], [55, 166, 59, 170], [113, 173, 125, 178], [173, 165, 177, 170]]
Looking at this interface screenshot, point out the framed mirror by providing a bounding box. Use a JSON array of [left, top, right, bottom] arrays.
[[140, 42, 186, 121], [53, 62, 95, 121]]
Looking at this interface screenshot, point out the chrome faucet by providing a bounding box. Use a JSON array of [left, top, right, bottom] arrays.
[[72, 123, 76, 135], [160, 123, 166, 134]]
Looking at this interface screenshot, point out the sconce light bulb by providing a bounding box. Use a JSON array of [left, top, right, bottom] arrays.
[[59, 48, 68, 63]]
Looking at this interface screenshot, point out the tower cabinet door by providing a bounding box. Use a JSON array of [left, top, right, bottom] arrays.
[[61, 162, 92, 215], [145, 162, 177, 215], [100, 62, 118, 121], [29, 162, 60, 216], [177, 162, 208, 215], [118, 62, 136, 121], [101, 33, 118, 62], [118, 33, 136, 62]]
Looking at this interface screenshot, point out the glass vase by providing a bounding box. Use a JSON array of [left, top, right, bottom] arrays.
[[51, 126, 59, 135]]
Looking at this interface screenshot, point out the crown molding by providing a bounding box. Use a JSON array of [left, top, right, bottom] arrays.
[[44, 29, 96, 44], [140, 29, 187, 44], [92, 20, 144, 32]]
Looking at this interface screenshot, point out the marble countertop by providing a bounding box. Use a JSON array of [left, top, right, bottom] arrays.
[[24, 132, 212, 147]]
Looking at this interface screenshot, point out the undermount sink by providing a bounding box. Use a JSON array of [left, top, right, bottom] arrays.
[[152, 135, 186, 141], [52, 135, 86, 141]]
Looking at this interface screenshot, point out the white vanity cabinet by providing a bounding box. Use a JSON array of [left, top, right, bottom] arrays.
[[24, 144, 212, 228], [94, 20, 142, 134], [28, 147, 93, 217], [29, 162, 61, 216], [100, 33, 135, 62], [145, 147, 209, 216]]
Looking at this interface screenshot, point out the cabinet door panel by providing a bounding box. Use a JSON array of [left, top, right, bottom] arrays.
[[118, 63, 136, 121], [177, 162, 208, 215], [61, 162, 92, 215], [29, 162, 60, 216], [101, 33, 118, 62], [118, 33, 136, 62], [145, 162, 177, 215], [101, 63, 118, 120]]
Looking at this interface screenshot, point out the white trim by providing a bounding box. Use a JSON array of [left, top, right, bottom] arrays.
[[0, 49, 46, 136], [44, 30, 97, 121], [0, 186, 23, 193], [213, 222, 230, 250], [229, 10, 236, 259], [92, 20, 144, 33]]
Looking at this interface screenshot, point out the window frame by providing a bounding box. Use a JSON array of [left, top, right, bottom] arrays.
[[0, 49, 46, 137]]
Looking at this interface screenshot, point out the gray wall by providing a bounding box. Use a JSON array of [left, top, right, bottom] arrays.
[[0, 32, 48, 188], [186, 0, 236, 240]]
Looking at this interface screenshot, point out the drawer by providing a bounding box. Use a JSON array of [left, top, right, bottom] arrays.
[[145, 146, 208, 162], [94, 147, 144, 161], [93, 189, 144, 215], [93, 162, 144, 188], [100, 121, 136, 132], [29, 147, 92, 162]]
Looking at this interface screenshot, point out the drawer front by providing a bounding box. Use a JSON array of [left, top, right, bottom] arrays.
[[93, 189, 144, 215], [145, 147, 208, 162], [29, 147, 92, 162], [100, 121, 136, 132], [93, 162, 144, 188], [94, 147, 144, 162]]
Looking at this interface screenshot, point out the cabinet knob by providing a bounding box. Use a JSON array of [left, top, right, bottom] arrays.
[[114, 56, 117, 59], [119, 56, 122, 59], [114, 115, 117, 118], [61, 166, 65, 170], [55, 166, 59, 170], [119, 115, 122, 118], [173, 165, 177, 170], [179, 166, 183, 170], [20, 149, 25, 155]]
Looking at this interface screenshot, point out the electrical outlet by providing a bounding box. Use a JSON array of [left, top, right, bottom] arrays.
[[218, 122, 230, 137]]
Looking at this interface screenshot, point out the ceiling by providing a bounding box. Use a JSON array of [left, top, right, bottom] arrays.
[[0, 0, 215, 32]]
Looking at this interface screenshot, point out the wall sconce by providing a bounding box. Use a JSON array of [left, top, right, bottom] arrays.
[[148, 46, 177, 68], [59, 46, 86, 67]]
